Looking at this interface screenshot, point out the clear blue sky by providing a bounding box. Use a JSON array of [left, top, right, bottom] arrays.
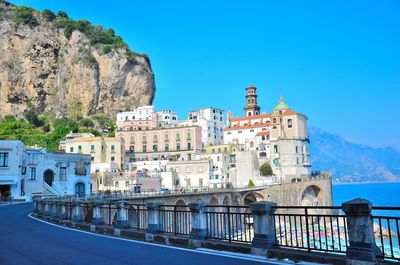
[[12, 0, 400, 149]]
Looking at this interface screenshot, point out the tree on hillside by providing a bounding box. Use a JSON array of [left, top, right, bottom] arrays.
[[259, 162, 273, 176]]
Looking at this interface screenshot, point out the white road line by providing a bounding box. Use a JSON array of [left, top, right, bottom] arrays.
[[28, 214, 289, 264]]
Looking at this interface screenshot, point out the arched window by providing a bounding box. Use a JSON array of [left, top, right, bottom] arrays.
[[187, 132, 191, 140], [176, 133, 181, 140]]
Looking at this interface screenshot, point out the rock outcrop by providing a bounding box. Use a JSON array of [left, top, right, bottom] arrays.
[[0, 3, 155, 119]]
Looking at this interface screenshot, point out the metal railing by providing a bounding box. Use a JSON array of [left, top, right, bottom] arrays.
[[372, 207, 400, 261], [159, 205, 191, 235], [204, 205, 253, 243], [273, 206, 348, 253]]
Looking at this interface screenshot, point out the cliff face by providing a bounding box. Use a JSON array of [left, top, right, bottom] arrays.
[[0, 4, 155, 119]]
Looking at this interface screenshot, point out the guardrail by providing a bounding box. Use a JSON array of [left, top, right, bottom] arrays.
[[272, 206, 348, 253], [33, 198, 400, 263], [205, 205, 253, 243]]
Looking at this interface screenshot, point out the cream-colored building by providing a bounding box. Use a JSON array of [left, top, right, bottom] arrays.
[[65, 137, 124, 171], [223, 86, 311, 183]]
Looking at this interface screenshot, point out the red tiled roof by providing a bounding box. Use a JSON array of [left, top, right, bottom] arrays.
[[256, 131, 271, 136], [229, 113, 271, 122]]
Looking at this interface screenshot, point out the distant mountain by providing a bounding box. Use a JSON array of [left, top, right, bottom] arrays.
[[309, 127, 400, 183]]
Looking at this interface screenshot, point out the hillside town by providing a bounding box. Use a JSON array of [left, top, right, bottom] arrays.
[[0, 86, 314, 201]]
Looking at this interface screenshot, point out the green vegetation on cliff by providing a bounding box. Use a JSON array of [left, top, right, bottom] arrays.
[[0, 113, 114, 152]]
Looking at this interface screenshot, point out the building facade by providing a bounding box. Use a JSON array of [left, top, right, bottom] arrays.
[[223, 86, 311, 182], [65, 136, 124, 172], [187, 107, 225, 147], [117, 125, 202, 161], [0, 140, 91, 201]]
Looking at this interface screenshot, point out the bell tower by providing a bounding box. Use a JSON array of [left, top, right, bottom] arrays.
[[244, 85, 261, 116]]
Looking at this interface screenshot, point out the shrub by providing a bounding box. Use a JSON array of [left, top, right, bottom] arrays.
[[13, 6, 38, 28], [102, 45, 111, 54], [80, 118, 94, 128], [247, 179, 255, 188], [53, 118, 79, 135], [260, 162, 273, 176], [42, 9, 55, 21], [24, 108, 43, 127], [57, 11, 68, 18]]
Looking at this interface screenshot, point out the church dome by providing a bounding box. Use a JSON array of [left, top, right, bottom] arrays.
[[274, 96, 289, 111]]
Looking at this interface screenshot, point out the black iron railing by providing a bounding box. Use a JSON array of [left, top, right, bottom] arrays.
[[204, 205, 253, 243], [372, 207, 400, 261], [273, 206, 348, 253], [159, 205, 191, 235]]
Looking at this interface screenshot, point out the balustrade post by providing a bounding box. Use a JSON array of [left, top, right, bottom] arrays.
[[146, 202, 163, 234], [250, 201, 277, 253], [60, 201, 67, 220], [53, 201, 61, 218], [188, 202, 207, 239], [92, 202, 102, 225], [72, 200, 84, 222], [115, 201, 129, 228], [342, 198, 380, 262], [44, 200, 51, 216], [33, 199, 40, 214]]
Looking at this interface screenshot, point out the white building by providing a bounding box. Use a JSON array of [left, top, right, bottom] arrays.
[[187, 107, 225, 147], [0, 141, 25, 200], [0, 140, 91, 201], [116, 105, 157, 122], [157, 109, 179, 127]]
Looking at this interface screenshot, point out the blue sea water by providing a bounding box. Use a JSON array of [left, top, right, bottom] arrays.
[[333, 182, 400, 207]]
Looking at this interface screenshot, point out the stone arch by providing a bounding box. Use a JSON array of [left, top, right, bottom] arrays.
[[233, 194, 242, 206], [175, 199, 187, 209], [243, 192, 264, 207], [301, 185, 323, 206], [210, 196, 218, 206], [222, 196, 230, 205]]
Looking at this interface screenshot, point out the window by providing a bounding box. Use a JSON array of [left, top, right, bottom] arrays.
[[295, 146, 299, 153], [143, 145, 147, 152], [60, 167, 67, 181], [227, 132, 231, 135], [176, 143, 180, 151], [99, 177, 103, 185], [91, 156, 94, 161], [115, 181, 119, 188], [153, 145, 158, 152], [176, 133, 181, 141], [187, 132, 191, 140], [130, 145, 135, 153], [273, 118, 277, 123], [262, 136, 266, 141], [288, 119, 293, 128], [69, 147, 74, 152], [199, 178, 203, 187], [297, 158, 300, 164], [165, 144, 169, 151], [125, 181, 130, 187], [28, 167, 36, 180], [164, 134, 169, 142], [250, 129, 254, 132], [90, 145, 95, 152], [0, 152, 9, 167], [111, 156, 115, 162], [215, 175, 219, 180], [153, 135, 158, 142], [186, 166, 190, 173], [78, 145, 82, 152], [130, 136, 135, 143], [142, 135, 147, 142], [274, 145, 278, 153], [224, 148, 227, 153], [111, 145, 115, 152], [198, 166, 203, 173], [187, 143, 191, 150]]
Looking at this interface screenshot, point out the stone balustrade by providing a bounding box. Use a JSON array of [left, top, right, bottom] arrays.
[[33, 198, 386, 264]]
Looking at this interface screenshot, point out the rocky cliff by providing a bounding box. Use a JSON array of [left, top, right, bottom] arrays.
[[0, 3, 155, 120]]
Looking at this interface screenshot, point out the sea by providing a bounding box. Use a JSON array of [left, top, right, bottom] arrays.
[[333, 183, 400, 258], [333, 182, 400, 207]]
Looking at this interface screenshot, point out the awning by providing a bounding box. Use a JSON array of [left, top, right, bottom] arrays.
[[0, 180, 18, 185]]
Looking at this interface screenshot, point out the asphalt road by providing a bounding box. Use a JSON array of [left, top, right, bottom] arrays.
[[0, 203, 276, 265]]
